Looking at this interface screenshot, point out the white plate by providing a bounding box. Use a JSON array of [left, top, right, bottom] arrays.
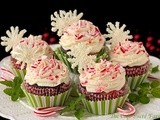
[[149, 56, 160, 79], [0, 47, 160, 120]]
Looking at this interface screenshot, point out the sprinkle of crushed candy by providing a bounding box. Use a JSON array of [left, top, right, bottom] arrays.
[[51, 9, 83, 36], [0, 26, 27, 52], [67, 43, 96, 73], [104, 21, 133, 46]]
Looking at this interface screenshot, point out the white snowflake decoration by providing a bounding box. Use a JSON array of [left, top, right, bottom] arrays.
[[1, 26, 27, 52], [67, 43, 96, 73], [104, 21, 133, 45], [11, 35, 52, 69], [51, 9, 83, 36]]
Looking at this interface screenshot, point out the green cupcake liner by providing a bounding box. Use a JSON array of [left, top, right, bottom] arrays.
[[126, 71, 150, 91], [22, 87, 72, 108], [80, 93, 129, 115]]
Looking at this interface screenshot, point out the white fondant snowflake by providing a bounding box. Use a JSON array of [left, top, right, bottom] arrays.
[[67, 43, 96, 73], [1, 26, 27, 52], [104, 21, 133, 45], [51, 9, 83, 36]]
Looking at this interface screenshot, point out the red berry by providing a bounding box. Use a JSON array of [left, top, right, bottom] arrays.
[[157, 39, 160, 45], [149, 45, 155, 52], [49, 37, 56, 44], [42, 32, 49, 41], [134, 34, 141, 41], [145, 42, 151, 48], [147, 36, 153, 42]]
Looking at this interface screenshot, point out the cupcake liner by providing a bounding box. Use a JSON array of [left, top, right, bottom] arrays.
[[22, 86, 72, 108], [126, 70, 150, 91], [80, 93, 129, 115]]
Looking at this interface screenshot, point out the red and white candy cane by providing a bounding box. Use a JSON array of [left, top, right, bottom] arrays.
[[34, 107, 64, 117], [0, 67, 15, 80], [117, 102, 136, 116]]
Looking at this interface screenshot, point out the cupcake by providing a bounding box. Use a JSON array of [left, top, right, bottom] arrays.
[[21, 56, 72, 108], [51, 10, 109, 74], [1, 26, 53, 80], [105, 22, 150, 91], [78, 60, 129, 115]]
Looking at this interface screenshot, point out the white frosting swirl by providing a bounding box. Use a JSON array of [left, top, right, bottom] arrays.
[[59, 20, 105, 53], [25, 56, 70, 87], [79, 60, 126, 93], [11, 35, 53, 69], [110, 41, 149, 67]]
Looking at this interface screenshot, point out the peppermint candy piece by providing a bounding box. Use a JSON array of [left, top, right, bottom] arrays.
[[34, 110, 56, 117], [0, 67, 15, 80], [117, 102, 136, 116], [34, 107, 64, 117]]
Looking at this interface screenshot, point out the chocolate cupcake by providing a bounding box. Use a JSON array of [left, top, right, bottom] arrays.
[[21, 56, 72, 108], [78, 60, 129, 115], [105, 22, 151, 91]]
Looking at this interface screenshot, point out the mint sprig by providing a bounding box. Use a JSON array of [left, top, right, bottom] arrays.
[[0, 76, 25, 101], [60, 94, 85, 120], [151, 65, 160, 73], [128, 80, 160, 104]]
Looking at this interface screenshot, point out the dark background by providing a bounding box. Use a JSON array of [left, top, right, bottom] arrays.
[[0, 0, 160, 60]]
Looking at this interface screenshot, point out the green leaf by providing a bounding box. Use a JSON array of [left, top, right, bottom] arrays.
[[3, 88, 13, 96], [138, 88, 149, 96], [0, 80, 13, 87], [0, 76, 25, 102], [151, 65, 160, 73], [139, 95, 150, 104], [139, 82, 150, 88], [60, 94, 85, 117], [128, 93, 139, 103], [11, 89, 20, 101], [96, 46, 109, 62], [19, 88, 26, 98], [13, 76, 22, 88], [74, 109, 84, 120], [151, 80, 160, 88], [151, 88, 160, 98]]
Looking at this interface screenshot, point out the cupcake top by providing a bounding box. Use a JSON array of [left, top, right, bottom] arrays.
[[51, 9, 105, 54], [110, 41, 149, 67], [104, 21, 149, 67], [79, 60, 126, 93], [25, 56, 70, 87], [0, 26, 53, 69], [59, 20, 105, 53], [11, 35, 53, 69]]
